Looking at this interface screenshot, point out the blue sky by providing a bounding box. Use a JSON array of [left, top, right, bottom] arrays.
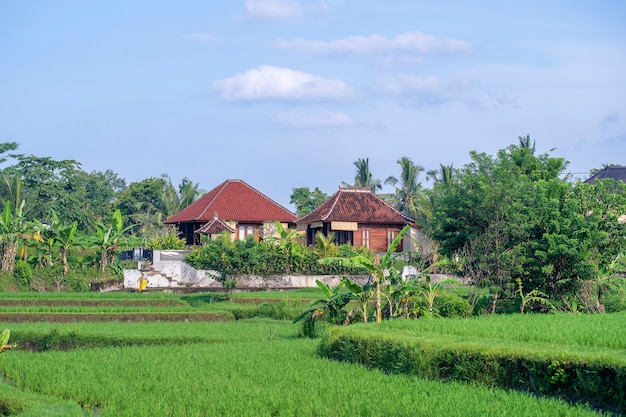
[[1, 0, 625, 208]]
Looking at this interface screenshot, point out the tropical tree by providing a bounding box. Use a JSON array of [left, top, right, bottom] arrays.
[[290, 187, 328, 217], [1, 155, 82, 222], [384, 156, 425, 219], [518, 134, 536, 153], [0, 200, 29, 273], [341, 277, 373, 323], [313, 231, 337, 258], [515, 278, 552, 314], [55, 217, 79, 275], [0, 175, 23, 211], [115, 177, 167, 225], [426, 163, 455, 186], [162, 175, 201, 217], [0, 142, 19, 166], [343, 158, 382, 192], [294, 279, 354, 336], [428, 142, 613, 311], [319, 225, 409, 322], [96, 209, 135, 272], [179, 177, 201, 209]]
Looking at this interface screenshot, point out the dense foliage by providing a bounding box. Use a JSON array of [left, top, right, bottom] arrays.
[[428, 144, 626, 310], [185, 233, 369, 277]]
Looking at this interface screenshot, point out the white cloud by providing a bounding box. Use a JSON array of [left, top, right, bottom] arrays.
[[180, 33, 222, 44], [244, 0, 303, 20], [272, 31, 471, 56], [214, 65, 354, 103], [374, 74, 501, 108], [274, 112, 355, 127]]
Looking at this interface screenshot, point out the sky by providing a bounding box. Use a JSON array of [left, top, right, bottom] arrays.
[[1, 0, 625, 209]]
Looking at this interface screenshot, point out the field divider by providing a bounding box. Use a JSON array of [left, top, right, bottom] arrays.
[[319, 326, 626, 414], [0, 312, 234, 323]]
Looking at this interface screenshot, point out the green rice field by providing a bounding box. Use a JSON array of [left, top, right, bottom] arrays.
[[0, 291, 619, 416]]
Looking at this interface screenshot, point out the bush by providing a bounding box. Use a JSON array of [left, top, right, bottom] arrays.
[[13, 260, 33, 286], [147, 234, 186, 250], [603, 293, 626, 313], [185, 234, 370, 276], [434, 293, 472, 318]]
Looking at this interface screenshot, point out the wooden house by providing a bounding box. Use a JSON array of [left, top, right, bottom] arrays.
[[295, 187, 419, 252], [165, 179, 296, 245]]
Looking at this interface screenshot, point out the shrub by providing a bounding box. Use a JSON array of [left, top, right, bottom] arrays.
[[147, 234, 186, 250], [13, 260, 33, 286], [434, 293, 472, 318], [603, 293, 626, 313], [185, 234, 370, 276]]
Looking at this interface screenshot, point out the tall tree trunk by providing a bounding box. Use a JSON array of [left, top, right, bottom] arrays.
[[61, 249, 68, 275], [375, 281, 382, 323], [100, 250, 108, 272], [490, 290, 499, 314], [1, 241, 18, 273]]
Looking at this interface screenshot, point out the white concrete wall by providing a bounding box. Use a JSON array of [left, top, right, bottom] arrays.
[[124, 248, 370, 290], [124, 249, 462, 290]]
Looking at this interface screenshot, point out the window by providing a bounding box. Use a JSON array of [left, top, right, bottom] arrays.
[[362, 229, 370, 248], [387, 230, 398, 248], [335, 230, 353, 246], [238, 225, 254, 240]]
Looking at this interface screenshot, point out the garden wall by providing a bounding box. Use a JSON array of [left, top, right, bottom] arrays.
[[122, 250, 463, 291], [123, 250, 369, 291]]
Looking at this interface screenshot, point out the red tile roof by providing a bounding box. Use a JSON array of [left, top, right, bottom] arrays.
[[296, 187, 414, 224], [165, 179, 296, 224], [194, 216, 236, 234]]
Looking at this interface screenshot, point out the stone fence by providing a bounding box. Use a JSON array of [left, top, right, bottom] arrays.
[[122, 249, 465, 291]]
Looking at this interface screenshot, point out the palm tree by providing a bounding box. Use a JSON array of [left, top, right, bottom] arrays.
[[178, 177, 200, 209], [314, 231, 337, 258], [384, 156, 425, 218], [343, 158, 382, 192], [162, 175, 201, 217], [0, 175, 24, 213], [426, 163, 455, 186], [518, 135, 536, 154]]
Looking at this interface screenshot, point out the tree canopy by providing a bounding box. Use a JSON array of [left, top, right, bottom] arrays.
[[428, 143, 626, 310]]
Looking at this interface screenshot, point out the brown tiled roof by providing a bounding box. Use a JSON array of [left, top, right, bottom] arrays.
[[296, 187, 415, 224], [194, 216, 236, 234], [165, 179, 296, 224], [584, 166, 626, 184]]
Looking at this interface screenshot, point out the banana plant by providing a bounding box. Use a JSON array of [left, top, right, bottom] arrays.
[[96, 209, 136, 271], [294, 279, 353, 326], [341, 277, 373, 323], [319, 225, 409, 323], [56, 218, 79, 275], [515, 278, 553, 314], [0, 329, 12, 353], [0, 200, 28, 273]]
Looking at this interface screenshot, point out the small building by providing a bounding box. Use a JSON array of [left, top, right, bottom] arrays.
[[295, 187, 419, 252], [165, 179, 296, 245], [584, 165, 626, 184]]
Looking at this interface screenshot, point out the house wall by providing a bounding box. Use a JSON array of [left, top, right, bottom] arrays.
[[355, 224, 404, 252]]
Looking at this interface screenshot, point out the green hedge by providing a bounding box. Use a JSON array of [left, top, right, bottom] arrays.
[[11, 328, 211, 352], [318, 326, 626, 414], [185, 235, 371, 276]]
